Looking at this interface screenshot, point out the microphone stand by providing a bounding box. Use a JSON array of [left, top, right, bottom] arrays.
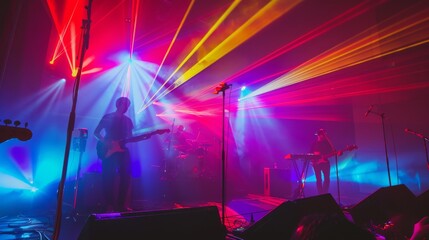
[[214, 82, 231, 225], [369, 110, 392, 186], [52, 1, 93, 239], [161, 119, 175, 200], [405, 129, 429, 169]]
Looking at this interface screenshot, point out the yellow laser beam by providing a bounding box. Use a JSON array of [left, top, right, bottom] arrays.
[[139, 0, 196, 112], [139, 0, 242, 112], [244, 5, 429, 99]]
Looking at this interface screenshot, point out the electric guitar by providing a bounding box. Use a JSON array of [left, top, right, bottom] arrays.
[[96, 129, 170, 160], [0, 119, 32, 143], [312, 144, 358, 165]]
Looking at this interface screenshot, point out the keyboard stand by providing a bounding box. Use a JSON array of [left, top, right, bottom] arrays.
[[290, 158, 311, 200]]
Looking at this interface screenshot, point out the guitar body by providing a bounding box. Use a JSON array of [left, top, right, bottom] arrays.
[[96, 141, 107, 160], [311, 156, 330, 165], [96, 140, 126, 160], [96, 128, 170, 160]]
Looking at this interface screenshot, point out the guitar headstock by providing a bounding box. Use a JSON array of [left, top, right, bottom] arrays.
[[0, 119, 33, 143], [345, 144, 358, 151]]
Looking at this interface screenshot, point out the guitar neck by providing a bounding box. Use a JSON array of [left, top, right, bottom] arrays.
[[322, 145, 357, 159], [122, 133, 153, 144], [121, 129, 170, 144]]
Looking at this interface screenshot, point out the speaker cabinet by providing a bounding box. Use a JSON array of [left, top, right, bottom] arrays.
[[78, 206, 226, 240], [236, 194, 343, 240], [350, 184, 417, 226]]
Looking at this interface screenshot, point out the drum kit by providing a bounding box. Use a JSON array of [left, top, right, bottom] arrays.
[[164, 138, 213, 178]]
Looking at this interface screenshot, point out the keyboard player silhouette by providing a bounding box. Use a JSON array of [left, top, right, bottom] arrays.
[[285, 129, 337, 199], [285, 129, 357, 199]]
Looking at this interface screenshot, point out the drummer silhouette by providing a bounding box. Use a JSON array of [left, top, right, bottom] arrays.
[[171, 125, 191, 152]]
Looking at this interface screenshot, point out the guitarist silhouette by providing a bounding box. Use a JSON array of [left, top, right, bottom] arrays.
[[94, 97, 135, 212]]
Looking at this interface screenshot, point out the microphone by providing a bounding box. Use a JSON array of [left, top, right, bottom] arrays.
[[214, 82, 232, 94], [364, 105, 373, 117]]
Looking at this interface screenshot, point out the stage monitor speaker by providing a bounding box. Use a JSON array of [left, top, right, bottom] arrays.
[[78, 206, 226, 240], [237, 194, 343, 240], [350, 184, 417, 226]]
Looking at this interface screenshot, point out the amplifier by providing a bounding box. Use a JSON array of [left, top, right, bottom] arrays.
[[263, 168, 293, 199]]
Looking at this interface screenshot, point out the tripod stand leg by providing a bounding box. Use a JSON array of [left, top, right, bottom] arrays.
[[291, 159, 310, 200]]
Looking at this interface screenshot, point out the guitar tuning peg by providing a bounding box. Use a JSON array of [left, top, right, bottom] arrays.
[[14, 120, 21, 127], [4, 119, 12, 125]]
